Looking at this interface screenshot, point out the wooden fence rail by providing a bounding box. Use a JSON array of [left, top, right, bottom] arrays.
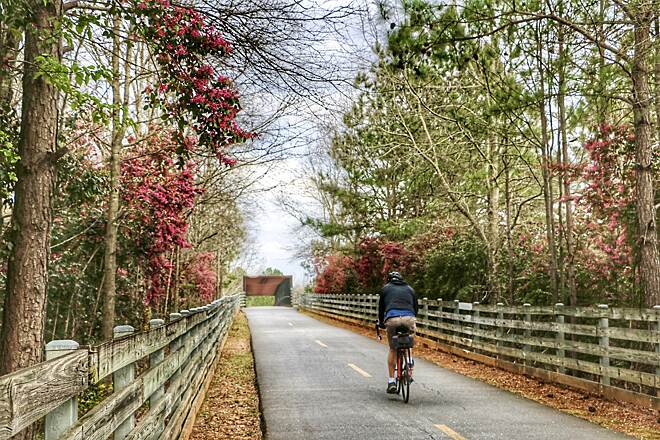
[[299, 294, 660, 410], [0, 294, 241, 440]]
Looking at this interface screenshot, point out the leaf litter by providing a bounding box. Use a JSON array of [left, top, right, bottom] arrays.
[[190, 312, 262, 440]]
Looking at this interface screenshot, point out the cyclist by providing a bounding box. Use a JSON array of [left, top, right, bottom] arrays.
[[377, 271, 418, 394]]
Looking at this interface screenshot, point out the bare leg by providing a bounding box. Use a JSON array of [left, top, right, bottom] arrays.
[[388, 348, 396, 378]]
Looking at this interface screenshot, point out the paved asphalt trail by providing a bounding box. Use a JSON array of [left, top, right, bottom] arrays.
[[246, 307, 630, 440]]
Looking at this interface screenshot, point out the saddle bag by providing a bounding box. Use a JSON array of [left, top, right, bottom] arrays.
[[392, 334, 414, 349]]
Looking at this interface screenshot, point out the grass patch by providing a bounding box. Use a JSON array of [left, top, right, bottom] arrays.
[[247, 296, 275, 307]]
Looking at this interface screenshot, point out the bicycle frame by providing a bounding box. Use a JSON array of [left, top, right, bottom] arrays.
[[376, 322, 413, 403]]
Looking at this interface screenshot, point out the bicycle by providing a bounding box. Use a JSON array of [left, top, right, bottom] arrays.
[[376, 322, 414, 403]]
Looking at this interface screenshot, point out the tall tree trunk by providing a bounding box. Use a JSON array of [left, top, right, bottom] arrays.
[[654, 18, 660, 145], [0, 13, 20, 241], [0, 0, 61, 435], [0, 10, 18, 105], [596, 0, 608, 124], [504, 149, 515, 304], [537, 24, 560, 303], [632, 8, 660, 307], [558, 26, 577, 306], [487, 134, 500, 302], [216, 249, 223, 298], [101, 13, 125, 340]]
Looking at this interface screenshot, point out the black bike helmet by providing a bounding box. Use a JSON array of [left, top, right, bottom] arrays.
[[387, 271, 403, 282]]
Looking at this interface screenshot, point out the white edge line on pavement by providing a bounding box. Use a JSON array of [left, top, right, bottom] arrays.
[[434, 424, 468, 440], [315, 340, 328, 348], [347, 363, 372, 378]]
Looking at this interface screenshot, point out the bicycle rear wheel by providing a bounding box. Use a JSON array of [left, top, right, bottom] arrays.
[[396, 352, 403, 395], [400, 351, 410, 403]]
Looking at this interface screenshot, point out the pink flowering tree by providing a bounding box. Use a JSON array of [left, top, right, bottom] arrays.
[[313, 254, 357, 294], [121, 131, 204, 304], [108, 0, 254, 309], [131, 0, 254, 163], [514, 125, 639, 304], [571, 125, 637, 303], [181, 252, 217, 304]]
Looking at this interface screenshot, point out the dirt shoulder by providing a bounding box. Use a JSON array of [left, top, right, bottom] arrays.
[[302, 310, 660, 440], [189, 312, 263, 440]]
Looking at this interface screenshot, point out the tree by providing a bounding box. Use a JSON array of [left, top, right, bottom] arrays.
[[263, 267, 284, 275], [0, 8, 62, 440]]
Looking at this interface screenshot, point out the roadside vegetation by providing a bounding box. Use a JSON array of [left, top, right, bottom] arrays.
[[302, 0, 660, 309], [305, 311, 660, 440]]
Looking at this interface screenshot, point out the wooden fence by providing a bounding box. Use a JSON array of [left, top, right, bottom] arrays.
[[299, 294, 660, 410], [0, 294, 241, 440]]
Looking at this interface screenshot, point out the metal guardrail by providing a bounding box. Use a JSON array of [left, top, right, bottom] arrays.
[[299, 294, 660, 410], [0, 294, 241, 440]]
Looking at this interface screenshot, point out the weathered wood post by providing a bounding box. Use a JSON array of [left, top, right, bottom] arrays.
[[45, 340, 79, 440], [366, 295, 371, 319], [454, 300, 460, 336], [654, 306, 660, 396], [598, 304, 610, 386], [437, 299, 443, 329], [149, 319, 165, 407], [113, 325, 135, 440], [496, 303, 504, 360], [422, 298, 429, 331], [178, 309, 191, 385], [555, 303, 566, 374], [523, 303, 531, 366], [473, 302, 480, 345], [169, 312, 183, 391]]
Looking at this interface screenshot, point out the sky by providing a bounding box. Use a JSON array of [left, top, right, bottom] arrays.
[[239, 1, 385, 287]]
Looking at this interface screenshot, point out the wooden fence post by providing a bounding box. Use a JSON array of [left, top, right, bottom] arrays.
[[169, 312, 183, 395], [113, 325, 135, 440], [422, 298, 429, 330], [44, 340, 79, 440], [523, 303, 531, 366], [598, 304, 610, 386], [496, 303, 504, 359], [149, 319, 165, 409], [454, 300, 460, 336], [473, 302, 480, 344], [555, 303, 566, 374], [438, 299, 443, 328]]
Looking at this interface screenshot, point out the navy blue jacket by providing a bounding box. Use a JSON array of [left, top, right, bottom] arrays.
[[378, 279, 418, 324]]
